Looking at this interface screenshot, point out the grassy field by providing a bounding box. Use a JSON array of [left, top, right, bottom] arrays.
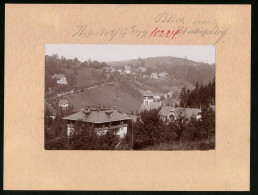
[[64, 68, 99, 89], [142, 137, 215, 150], [65, 85, 142, 113]]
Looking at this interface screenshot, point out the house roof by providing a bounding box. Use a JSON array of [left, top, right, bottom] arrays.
[[159, 106, 201, 118], [143, 90, 153, 97], [137, 67, 146, 71], [63, 109, 132, 123], [59, 100, 68, 105], [53, 74, 65, 79], [139, 102, 161, 112]]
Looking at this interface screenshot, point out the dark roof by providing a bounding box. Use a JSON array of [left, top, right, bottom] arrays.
[[143, 90, 153, 97], [59, 100, 68, 104], [53, 74, 65, 79], [139, 102, 161, 112], [159, 106, 201, 118], [63, 109, 132, 123]]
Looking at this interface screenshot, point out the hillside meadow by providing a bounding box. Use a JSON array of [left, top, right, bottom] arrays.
[[65, 85, 142, 113]]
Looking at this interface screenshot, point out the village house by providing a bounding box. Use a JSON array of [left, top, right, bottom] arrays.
[[52, 74, 68, 85], [58, 99, 69, 110], [167, 91, 173, 98], [63, 106, 132, 138], [153, 93, 165, 101], [159, 71, 168, 79], [159, 106, 201, 122], [139, 90, 201, 121], [150, 72, 159, 79], [210, 104, 215, 111], [110, 67, 116, 72], [137, 67, 147, 73], [139, 90, 162, 112], [125, 66, 131, 74]]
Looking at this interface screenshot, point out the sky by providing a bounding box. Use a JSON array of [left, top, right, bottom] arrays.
[[45, 44, 215, 64]]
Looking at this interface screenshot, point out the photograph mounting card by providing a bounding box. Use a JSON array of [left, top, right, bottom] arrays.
[[4, 4, 250, 191]]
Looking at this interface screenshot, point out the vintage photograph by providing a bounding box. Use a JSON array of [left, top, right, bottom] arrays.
[[45, 44, 215, 150]]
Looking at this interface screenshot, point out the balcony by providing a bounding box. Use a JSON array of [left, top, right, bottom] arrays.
[[94, 124, 128, 131]]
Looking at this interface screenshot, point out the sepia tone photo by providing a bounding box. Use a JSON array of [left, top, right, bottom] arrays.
[[45, 44, 215, 150]]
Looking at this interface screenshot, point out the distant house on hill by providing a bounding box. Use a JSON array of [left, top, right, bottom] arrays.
[[63, 106, 132, 138], [125, 66, 131, 74], [167, 91, 173, 98], [137, 67, 147, 73], [159, 106, 201, 122], [150, 72, 158, 79], [153, 93, 165, 101], [58, 100, 69, 110], [159, 71, 168, 79], [110, 67, 116, 72], [52, 74, 67, 85], [210, 104, 215, 111]]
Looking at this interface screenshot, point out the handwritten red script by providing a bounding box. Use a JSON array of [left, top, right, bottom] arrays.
[[149, 27, 181, 39]]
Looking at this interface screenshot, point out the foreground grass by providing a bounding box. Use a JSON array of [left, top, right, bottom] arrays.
[[142, 137, 215, 151]]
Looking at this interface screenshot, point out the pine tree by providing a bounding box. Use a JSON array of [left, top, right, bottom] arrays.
[[180, 87, 186, 107]]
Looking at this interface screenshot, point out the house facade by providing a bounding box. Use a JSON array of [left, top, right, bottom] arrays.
[[139, 90, 201, 122], [63, 106, 132, 138], [137, 67, 147, 73], [58, 100, 69, 110], [125, 66, 131, 74], [159, 106, 202, 122], [150, 72, 158, 79], [52, 74, 68, 85], [159, 71, 168, 79], [139, 90, 162, 112]]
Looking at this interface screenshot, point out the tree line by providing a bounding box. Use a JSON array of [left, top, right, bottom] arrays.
[[179, 78, 215, 109]]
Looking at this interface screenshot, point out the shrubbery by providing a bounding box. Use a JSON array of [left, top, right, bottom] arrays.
[[132, 108, 215, 149], [45, 120, 120, 150], [45, 107, 215, 150]]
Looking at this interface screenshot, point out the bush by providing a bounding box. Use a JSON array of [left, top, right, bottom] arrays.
[[133, 108, 166, 149], [45, 120, 121, 150]]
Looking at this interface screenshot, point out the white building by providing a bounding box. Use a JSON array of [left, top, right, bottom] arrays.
[[52, 74, 68, 85], [137, 67, 147, 72], [150, 72, 158, 79], [159, 71, 168, 79], [58, 99, 69, 110], [139, 90, 162, 112], [63, 106, 132, 138], [125, 67, 131, 74]]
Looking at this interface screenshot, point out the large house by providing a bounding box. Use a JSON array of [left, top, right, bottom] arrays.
[[63, 106, 132, 138], [52, 74, 67, 85]]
